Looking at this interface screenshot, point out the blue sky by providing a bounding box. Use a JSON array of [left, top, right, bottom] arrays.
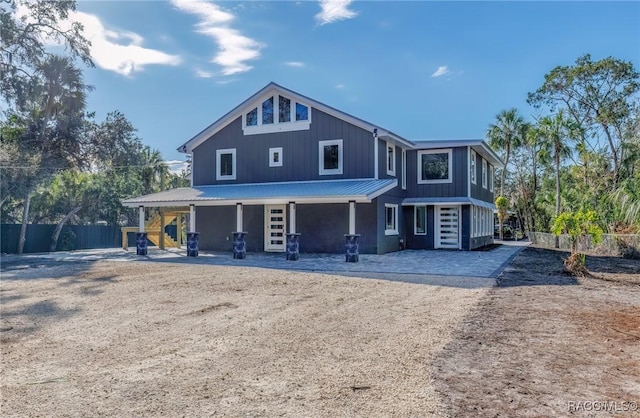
[[58, 1, 640, 169]]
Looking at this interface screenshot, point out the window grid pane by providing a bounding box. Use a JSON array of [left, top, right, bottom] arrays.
[[262, 97, 274, 124]]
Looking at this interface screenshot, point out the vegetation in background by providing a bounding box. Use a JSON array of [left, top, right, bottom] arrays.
[[551, 210, 603, 275]]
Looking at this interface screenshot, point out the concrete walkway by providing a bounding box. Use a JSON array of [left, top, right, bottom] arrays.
[[1, 241, 529, 288]]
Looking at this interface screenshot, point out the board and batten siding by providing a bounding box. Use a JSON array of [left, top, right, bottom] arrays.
[[405, 147, 469, 198], [191, 109, 375, 186], [469, 148, 495, 203]]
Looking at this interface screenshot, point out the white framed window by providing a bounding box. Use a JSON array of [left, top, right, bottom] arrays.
[[385, 204, 398, 235], [401, 149, 406, 190], [417, 149, 452, 184], [470, 149, 477, 185], [489, 164, 494, 192], [482, 159, 488, 189], [242, 94, 311, 135], [414, 206, 426, 235], [269, 147, 283, 167], [319, 139, 343, 175], [216, 148, 236, 180], [386, 141, 396, 176]]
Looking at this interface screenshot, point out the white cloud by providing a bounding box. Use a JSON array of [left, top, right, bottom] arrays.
[[284, 61, 305, 68], [165, 160, 190, 174], [316, 0, 358, 25], [431, 66, 450, 77], [171, 0, 262, 76], [336, 84, 345, 89], [195, 68, 213, 78], [15, 4, 182, 77]]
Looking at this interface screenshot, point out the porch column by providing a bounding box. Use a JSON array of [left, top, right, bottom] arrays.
[[345, 200, 360, 262], [187, 204, 199, 257], [286, 202, 300, 261], [136, 206, 148, 256], [233, 203, 247, 259]]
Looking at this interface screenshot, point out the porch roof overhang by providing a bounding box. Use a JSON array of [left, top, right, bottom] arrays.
[[402, 196, 496, 210], [122, 178, 398, 208]]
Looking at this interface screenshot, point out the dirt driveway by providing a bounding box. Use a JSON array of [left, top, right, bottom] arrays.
[[1, 259, 489, 417]]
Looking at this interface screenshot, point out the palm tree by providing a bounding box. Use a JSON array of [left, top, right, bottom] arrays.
[[140, 146, 169, 194], [486, 108, 527, 197]]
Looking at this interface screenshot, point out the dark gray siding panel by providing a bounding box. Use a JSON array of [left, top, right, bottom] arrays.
[[406, 147, 468, 198], [470, 151, 495, 203], [378, 140, 403, 181], [196, 205, 264, 252], [461, 205, 471, 251], [403, 205, 435, 250], [296, 202, 377, 254], [374, 195, 405, 254], [192, 109, 375, 186]]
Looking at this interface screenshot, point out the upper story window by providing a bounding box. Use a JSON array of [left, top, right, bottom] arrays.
[[482, 159, 488, 188], [489, 164, 494, 192], [417, 149, 452, 184], [216, 148, 236, 181], [269, 147, 283, 167], [470, 149, 477, 184], [319, 139, 343, 175], [387, 141, 396, 176], [242, 93, 311, 135]]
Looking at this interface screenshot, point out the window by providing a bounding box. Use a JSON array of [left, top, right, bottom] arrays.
[[216, 148, 236, 180], [385, 204, 398, 235], [482, 159, 488, 188], [489, 164, 494, 192], [415, 206, 426, 235], [319, 139, 343, 175], [417, 149, 452, 184], [470, 149, 477, 184], [262, 97, 274, 124], [278, 96, 290, 123], [295, 103, 308, 121], [246, 108, 257, 126], [269, 147, 283, 167], [387, 142, 396, 176]]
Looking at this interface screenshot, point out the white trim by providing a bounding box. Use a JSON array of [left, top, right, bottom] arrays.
[[417, 148, 453, 184], [482, 159, 488, 189], [264, 204, 286, 252], [245, 120, 311, 135], [374, 135, 379, 180], [269, 147, 283, 167], [289, 202, 296, 234], [138, 206, 145, 233], [489, 164, 494, 192], [236, 203, 243, 232], [386, 141, 396, 176], [349, 201, 356, 235], [414, 205, 426, 235], [318, 139, 343, 176], [216, 148, 236, 181], [435, 205, 461, 249], [241, 93, 312, 136], [384, 203, 399, 236], [401, 149, 406, 190], [470, 148, 477, 185], [189, 204, 196, 232]]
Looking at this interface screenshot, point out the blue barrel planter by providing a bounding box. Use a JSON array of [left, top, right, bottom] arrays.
[[286, 233, 301, 261], [186, 232, 199, 257], [345, 234, 360, 262], [136, 232, 148, 256], [233, 232, 247, 259]]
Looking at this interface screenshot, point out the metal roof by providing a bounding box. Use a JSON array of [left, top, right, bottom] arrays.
[[402, 197, 496, 210], [122, 178, 398, 207]]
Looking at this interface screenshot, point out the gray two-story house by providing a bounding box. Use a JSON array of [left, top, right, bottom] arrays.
[[123, 82, 502, 255]]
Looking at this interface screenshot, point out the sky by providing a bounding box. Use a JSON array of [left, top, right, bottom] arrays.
[[46, 1, 640, 170]]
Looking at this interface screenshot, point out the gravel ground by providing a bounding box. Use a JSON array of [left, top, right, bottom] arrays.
[[0, 260, 489, 417]]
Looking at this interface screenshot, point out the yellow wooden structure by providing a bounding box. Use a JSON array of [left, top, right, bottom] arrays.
[[121, 210, 189, 250]]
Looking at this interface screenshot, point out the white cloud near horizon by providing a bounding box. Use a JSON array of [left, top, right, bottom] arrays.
[[284, 61, 305, 68], [316, 0, 358, 25], [165, 160, 190, 174], [431, 66, 450, 77], [171, 0, 262, 76], [15, 4, 182, 77], [195, 68, 214, 78]]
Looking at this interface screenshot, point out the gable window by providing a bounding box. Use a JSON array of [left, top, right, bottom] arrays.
[[295, 103, 308, 121], [418, 149, 452, 184], [415, 206, 426, 235], [216, 148, 236, 180], [269, 147, 283, 167], [470, 149, 477, 184], [385, 204, 398, 235], [489, 164, 494, 192], [262, 97, 274, 124], [246, 108, 258, 126], [482, 159, 488, 188], [319, 139, 343, 175], [387, 142, 396, 176], [278, 96, 290, 123]]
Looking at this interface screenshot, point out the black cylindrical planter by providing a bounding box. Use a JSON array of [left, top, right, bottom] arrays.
[[136, 232, 148, 256], [233, 232, 247, 259], [286, 233, 301, 261], [345, 234, 360, 262], [186, 232, 199, 257]]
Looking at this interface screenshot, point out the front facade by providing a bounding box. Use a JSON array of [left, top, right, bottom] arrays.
[[124, 82, 502, 254]]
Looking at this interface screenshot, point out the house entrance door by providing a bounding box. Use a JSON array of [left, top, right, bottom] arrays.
[[436, 206, 460, 249], [264, 205, 286, 252]]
